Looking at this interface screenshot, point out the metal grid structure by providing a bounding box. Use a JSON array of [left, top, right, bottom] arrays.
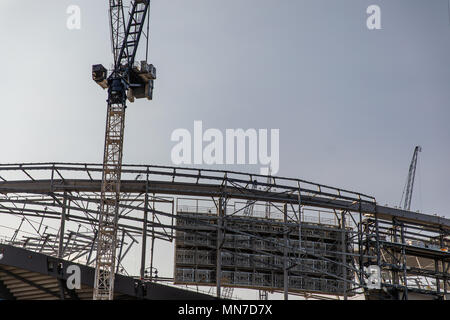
[[0, 162, 448, 300], [94, 102, 127, 300]]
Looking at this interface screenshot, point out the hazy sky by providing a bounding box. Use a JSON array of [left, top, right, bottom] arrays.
[[1, 1, 449, 212]]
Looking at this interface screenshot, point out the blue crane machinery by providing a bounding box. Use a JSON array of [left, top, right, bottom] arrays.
[[400, 146, 422, 211], [91, 0, 156, 300]]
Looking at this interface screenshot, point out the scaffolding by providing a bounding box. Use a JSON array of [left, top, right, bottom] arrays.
[[174, 204, 353, 296]]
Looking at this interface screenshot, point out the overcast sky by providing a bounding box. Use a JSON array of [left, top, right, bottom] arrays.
[[1, 0, 450, 299], [2, 0, 448, 214]]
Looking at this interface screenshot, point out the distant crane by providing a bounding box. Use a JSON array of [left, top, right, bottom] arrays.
[[400, 146, 422, 211], [91, 0, 156, 300]]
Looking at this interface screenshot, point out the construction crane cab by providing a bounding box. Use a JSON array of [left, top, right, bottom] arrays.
[[92, 60, 156, 102], [108, 77, 128, 105]]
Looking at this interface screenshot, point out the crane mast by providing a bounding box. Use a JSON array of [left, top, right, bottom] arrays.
[[400, 146, 422, 211], [92, 0, 156, 300]]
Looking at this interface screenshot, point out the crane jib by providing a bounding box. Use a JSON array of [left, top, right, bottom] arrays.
[[117, 0, 151, 68]]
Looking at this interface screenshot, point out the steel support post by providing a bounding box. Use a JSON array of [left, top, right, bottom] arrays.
[[58, 192, 67, 259], [297, 182, 303, 262], [58, 279, 66, 300], [283, 203, 288, 300], [150, 194, 156, 281], [358, 205, 365, 290], [216, 196, 224, 299], [435, 259, 440, 295], [400, 223, 408, 300], [259, 290, 268, 300], [392, 220, 399, 286], [116, 230, 125, 274], [11, 218, 24, 243], [341, 210, 347, 300], [87, 230, 98, 265], [140, 171, 149, 279], [443, 260, 448, 300], [374, 208, 381, 266]]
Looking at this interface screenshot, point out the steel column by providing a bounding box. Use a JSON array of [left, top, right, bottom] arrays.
[[58, 193, 67, 259], [140, 171, 149, 279], [283, 203, 288, 300]]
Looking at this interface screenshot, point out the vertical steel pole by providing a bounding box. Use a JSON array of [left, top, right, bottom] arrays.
[[435, 260, 440, 295], [358, 203, 364, 291], [216, 197, 223, 299], [116, 230, 125, 274], [58, 193, 67, 259], [392, 220, 399, 286], [444, 261, 448, 300], [149, 194, 156, 281], [140, 170, 149, 279], [374, 207, 381, 266], [283, 203, 288, 300], [341, 210, 347, 300], [297, 182, 303, 265], [400, 223, 408, 300]]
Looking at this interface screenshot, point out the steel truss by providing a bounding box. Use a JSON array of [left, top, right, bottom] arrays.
[[0, 163, 448, 300]]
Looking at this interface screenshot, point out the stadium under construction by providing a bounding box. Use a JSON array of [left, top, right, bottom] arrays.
[[0, 162, 448, 300]]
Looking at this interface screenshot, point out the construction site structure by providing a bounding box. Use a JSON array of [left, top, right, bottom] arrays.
[[0, 163, 447, 300]]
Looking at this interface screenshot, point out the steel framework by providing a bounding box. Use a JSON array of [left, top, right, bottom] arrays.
[[0, 163, 448, 300]]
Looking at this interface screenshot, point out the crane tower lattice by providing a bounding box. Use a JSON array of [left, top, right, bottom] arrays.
[[92, 0, 156, 300]]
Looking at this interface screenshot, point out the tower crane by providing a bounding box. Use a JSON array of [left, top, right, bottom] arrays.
[[91, 0, 156, 300], [400, 146, 422, 211]]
